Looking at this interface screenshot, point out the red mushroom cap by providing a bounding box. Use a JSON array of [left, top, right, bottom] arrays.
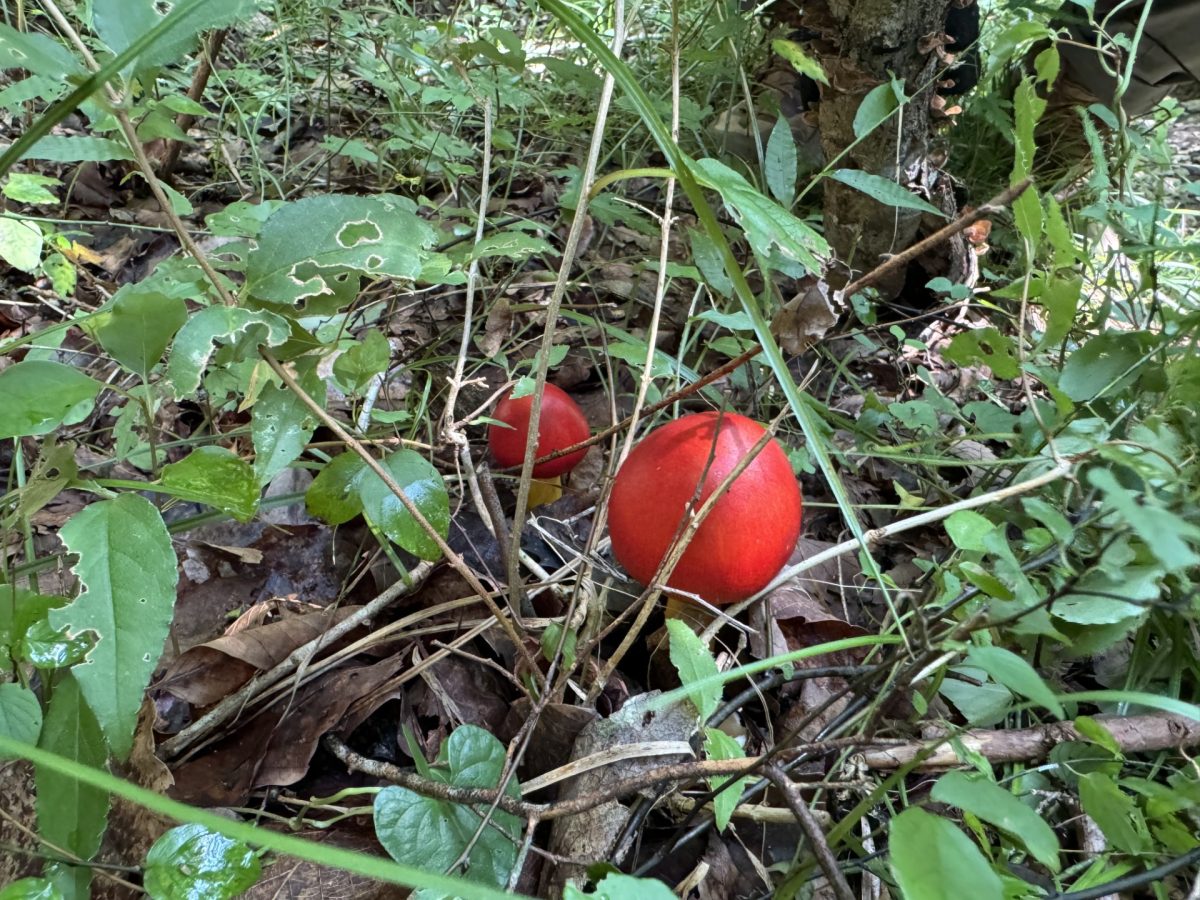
[[607, 412, 802, 604], [488, 382, 590, 478]]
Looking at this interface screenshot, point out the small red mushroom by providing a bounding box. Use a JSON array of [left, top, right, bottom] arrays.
[[488, 382, 590, 479], [607, 412, 802, 605]]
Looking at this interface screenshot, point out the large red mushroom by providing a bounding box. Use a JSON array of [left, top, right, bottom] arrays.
[[607, 412, 802, 604]]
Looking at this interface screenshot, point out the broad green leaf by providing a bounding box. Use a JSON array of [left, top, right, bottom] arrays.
[[306, 452, 367, 525], [356, 450, 449, 560], [1078, 772, 1151, 854], [540, 621, 577, 670], [159, 447, 260, 521], [1059, 332, 1147, 401], [765, 116, 797, 205], [770, 39, 827, 84], [467, 231, 555, 262], [890, 807, 1003, 900], [943, 327, 1020, 380], [0, 25, 80, 75], [666, 618, 721, 722], [333, 329, 391, 395], [966, 646, 1064, 718], [854, 80, 903, 138], [374, 725, 519, 889], [0, 682, 42, 744], [20, 617, 94, 670], [93, 286, 188, 378], [3, 173, 60, 205], [944, 510, 995, 552], [1087, 469, 1200, 572], [0, 216, 43, 272], [564, 873, 677, 899], [1053, 566, 1158, 624], [93, 0, 256, 73], [704, 726, 747, 832], [931, 771, 1059, 871], [252, 375, 321, 485], [144, 824, 261, 900], [166, 307, 291, 398], [22, 136, 134, 163], [49, 495, 177, 760], [692, 158, 828, 273], [1037, 274, 1081, 349], [36, 674, 109, 899], [0, 361, 102, 439], [245, 194, 439, 306], [939, 666, 1013, 727], [829, 170, 946, 218], [0, 880, 63, 900]]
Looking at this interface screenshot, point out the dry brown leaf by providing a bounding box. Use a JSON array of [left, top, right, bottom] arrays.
[[155, 607, 362, 706], [771, 281, 838, 355]]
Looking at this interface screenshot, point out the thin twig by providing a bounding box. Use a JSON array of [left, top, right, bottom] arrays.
[[763, 763, 855, 900]]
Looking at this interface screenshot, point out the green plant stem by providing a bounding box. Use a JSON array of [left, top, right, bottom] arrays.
[[0, 737, 523, 900]]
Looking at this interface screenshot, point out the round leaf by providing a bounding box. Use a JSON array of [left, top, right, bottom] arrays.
[[356, 449, 448, 560], [144, 824, 261, 900], [0, 361, 102, 440]]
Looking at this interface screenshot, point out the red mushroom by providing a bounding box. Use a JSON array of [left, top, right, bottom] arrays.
[[607, 412, 802, 604], [488, 382, 590, 478]]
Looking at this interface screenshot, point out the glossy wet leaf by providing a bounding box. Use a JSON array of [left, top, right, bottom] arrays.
[[251, 372, 322, 485], [306, 451, 367, 525], [356, 449, 449, 560], [159, 447, 260, 521], [144, 824, 261, 900]]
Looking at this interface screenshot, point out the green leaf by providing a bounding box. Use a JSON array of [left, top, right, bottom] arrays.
[[703, 726, 747, 832], [943, 327, 1020, 380], [374, 725, 519, 889], [1078, 772, 1151, 854], [944, 510, 995, 552], [931, 771, 1059, 871], [0, 682, 42, 744], [356, 450, 449, 560], [333, 329, 392, 394], [692, 157, 828, 273], [166, 307, 291, 399], [93, 286, 188, 378], [0, 216, 43, 272], [252, 376, 321, 485], [939, 667, 1013, 727], [890, 807, 1003, 900], [1054, 566, 1158, 625], [540, 622, 577, 670], [1087, 469, 1200, 572], [854, 80, 904, 138], [22, 136, 134, 163], [0, 25, 79, 75], [0, 361, 102, 439], [36, 674, 109, 896], [144, 824, 262, 900], [3, 173, 60, 205], [159, 447, 260, 521], [245, 194, 439, 306], [305, 452, 367, 525], [966, 646, 1064, 718], [1037, 274, 1080, 349], [829, 170, 946, 218], [49, 494, 178, 760], [666, 618, 721, 722], [690, 227, 732, 296], [93, 0, 256, 73], [0, 879, 64, 900], [564, 873, 677, 899], [765, 116, 797, 205], [467, 231, 555, 262], [770, 39, 827, 84], [1059, 332, 1146, 401]]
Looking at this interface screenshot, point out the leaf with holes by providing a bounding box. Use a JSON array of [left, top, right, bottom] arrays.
[[166, 307, 291, 399], [245, 194, 441, 306], [252, 368, 323, 485], [48, 495, 177, 760]]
